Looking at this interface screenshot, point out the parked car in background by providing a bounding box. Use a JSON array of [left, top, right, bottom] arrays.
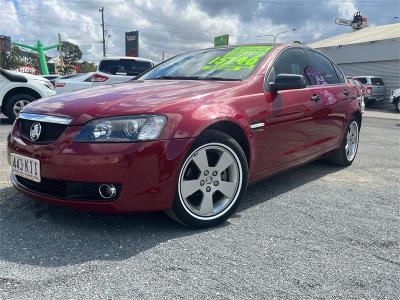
[[55, 57, 154, 93], [347, 77, 365, 113], [97, 57, 154, 83], [0, 68, 56, 121], [55, 72, 95, 94], [42, 75, 60, 87], [7, 44, 362, 228], [353, 76, 386, 107], [389, 88, 400, 112]]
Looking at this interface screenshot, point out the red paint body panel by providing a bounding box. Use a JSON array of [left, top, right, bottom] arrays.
[[7, 45, 361, 213], [8, 125, 193, 212]]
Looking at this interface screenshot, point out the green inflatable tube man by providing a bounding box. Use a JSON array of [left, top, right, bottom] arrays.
[[13, 40, 61, 75]]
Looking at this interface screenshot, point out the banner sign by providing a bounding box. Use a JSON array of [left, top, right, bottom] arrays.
[[214, 34, 229, 47], [335, 18, 352, 26], [125, 31, 139, 57]]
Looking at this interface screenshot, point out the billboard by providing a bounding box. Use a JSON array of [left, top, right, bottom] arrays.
[[214, 34, 229, 47], [125, 31, 139, 57]]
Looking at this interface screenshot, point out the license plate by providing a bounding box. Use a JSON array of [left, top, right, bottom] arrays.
[[11, 153, 41, 183]]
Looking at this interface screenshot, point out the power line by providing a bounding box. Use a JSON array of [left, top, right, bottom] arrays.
[[0, 11, 215, 37]]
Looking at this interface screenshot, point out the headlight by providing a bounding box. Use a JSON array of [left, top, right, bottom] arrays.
[[75, 115, 167, 142]]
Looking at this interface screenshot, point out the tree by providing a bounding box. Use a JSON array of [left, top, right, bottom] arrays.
[[59, 41, 82, 74], [2, 45, 23, 69], [80, 61, 97, 73]]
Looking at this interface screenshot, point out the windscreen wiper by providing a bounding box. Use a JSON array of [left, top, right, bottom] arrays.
[[151, 76, 241, 81], [151, 76, 202, 80], [198, 77, 241, 81]]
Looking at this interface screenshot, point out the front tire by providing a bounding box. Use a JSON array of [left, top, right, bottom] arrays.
[[328, 118, 360, 166], [169, 130, 248, 228], [4, 94, 36, 121]]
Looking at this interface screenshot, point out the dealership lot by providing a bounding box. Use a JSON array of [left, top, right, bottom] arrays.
[[0, 113, 399, 299]]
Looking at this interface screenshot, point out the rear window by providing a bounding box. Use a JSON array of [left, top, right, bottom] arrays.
[[371, 78, 385, 85], [99, 59, 153, 76], [355, 77, 367, 84]]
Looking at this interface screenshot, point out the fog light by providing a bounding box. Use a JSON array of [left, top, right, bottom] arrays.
[[99, 184, 117, 199]]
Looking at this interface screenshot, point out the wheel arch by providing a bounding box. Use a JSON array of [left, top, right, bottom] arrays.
[[1, 87, 41, 114], [199, 120, 251, 164], [352, 110, 362, 128]]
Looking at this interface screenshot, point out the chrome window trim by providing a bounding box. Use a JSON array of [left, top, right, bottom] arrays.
[[18, 113, 72, 125]]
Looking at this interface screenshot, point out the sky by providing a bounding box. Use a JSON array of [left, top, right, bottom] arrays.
[[0, 0, 399, 63]]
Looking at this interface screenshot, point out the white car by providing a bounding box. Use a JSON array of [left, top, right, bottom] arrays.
[[0, 68, 56, 121], [389, 88, 400, 112], [55, 73, 95, 94], [55, 57, 154, 94]]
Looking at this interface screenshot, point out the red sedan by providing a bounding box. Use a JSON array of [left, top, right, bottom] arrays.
[[7, 44, 362, 228]]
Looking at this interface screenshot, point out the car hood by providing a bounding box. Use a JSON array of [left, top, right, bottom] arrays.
[[23, 79, 242, 125], [7, 70, 49, 82]]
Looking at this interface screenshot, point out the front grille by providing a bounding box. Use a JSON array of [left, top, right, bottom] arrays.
[[19, 119, 67, 143], [16, 176, 121, 201]]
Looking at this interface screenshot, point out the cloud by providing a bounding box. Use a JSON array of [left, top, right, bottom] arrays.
[[0, 0, 397, 65]]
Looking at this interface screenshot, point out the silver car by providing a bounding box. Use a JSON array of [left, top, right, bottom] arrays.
[[353, 76, 386, 106]]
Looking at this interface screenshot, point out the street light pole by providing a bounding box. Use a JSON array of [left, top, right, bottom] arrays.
[[99, 7, 106, 57], [273, 28, 296, 44]]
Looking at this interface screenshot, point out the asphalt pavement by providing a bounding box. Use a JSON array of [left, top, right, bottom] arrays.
[[0, 113, 399, 299]]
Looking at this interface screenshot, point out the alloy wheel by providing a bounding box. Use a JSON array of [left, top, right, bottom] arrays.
[[13, 100, 30, 117], [345, 121, 359, 161], [178, 143, 242, 220]]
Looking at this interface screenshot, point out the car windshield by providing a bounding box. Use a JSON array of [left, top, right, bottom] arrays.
[[139, 46, 273, 81], [99, 59, 153, 76]]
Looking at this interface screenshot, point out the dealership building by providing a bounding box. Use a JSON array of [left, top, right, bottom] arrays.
[[310, 23, 400, 102]]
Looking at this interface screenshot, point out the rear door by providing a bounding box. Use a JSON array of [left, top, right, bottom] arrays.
[[304, 49, 356, 150], [265, 47, 325, 167]]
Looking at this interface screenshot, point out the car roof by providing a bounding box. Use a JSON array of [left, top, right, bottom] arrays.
[[100, 56, 153, 63]]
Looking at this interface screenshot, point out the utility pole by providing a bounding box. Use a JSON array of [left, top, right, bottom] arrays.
[[99, 7, 106, 57]]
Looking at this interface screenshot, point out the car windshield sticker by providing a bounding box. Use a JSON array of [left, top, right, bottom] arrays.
[[202, 46, 272, 71]]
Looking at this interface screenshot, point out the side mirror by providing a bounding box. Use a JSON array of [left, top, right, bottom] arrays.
[[269, 74, 307, 92]]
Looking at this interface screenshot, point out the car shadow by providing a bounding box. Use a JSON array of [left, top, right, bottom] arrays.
[[0, 160, 343, 268], [0, 117, 13, 125]]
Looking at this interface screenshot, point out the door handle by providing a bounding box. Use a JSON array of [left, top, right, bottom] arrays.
[[343, 90, 350, 96], [310, 94, 321, 102]]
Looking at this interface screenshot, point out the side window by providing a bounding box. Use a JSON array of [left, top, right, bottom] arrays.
[[267, 48, 310, 88], [333, 64, 345, 83], [356, 77, 367, 84], [305, 49, 339, 85]]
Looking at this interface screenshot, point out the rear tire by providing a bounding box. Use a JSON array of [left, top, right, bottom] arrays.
[[169, 130, 248, 228], [364, 98, 374, 108], [4, 94, 36, 122], [328, 118, 360, 166], [395, 98, 400, 113]]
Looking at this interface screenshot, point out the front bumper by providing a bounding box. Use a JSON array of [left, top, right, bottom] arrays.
[[7, 122, 194, 213]]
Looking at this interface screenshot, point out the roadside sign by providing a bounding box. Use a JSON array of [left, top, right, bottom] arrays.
[[214, 34, 229, 47], [125, 31, 139, 57]]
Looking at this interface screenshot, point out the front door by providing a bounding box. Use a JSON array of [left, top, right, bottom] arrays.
[[265, 47, 325, 167]]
